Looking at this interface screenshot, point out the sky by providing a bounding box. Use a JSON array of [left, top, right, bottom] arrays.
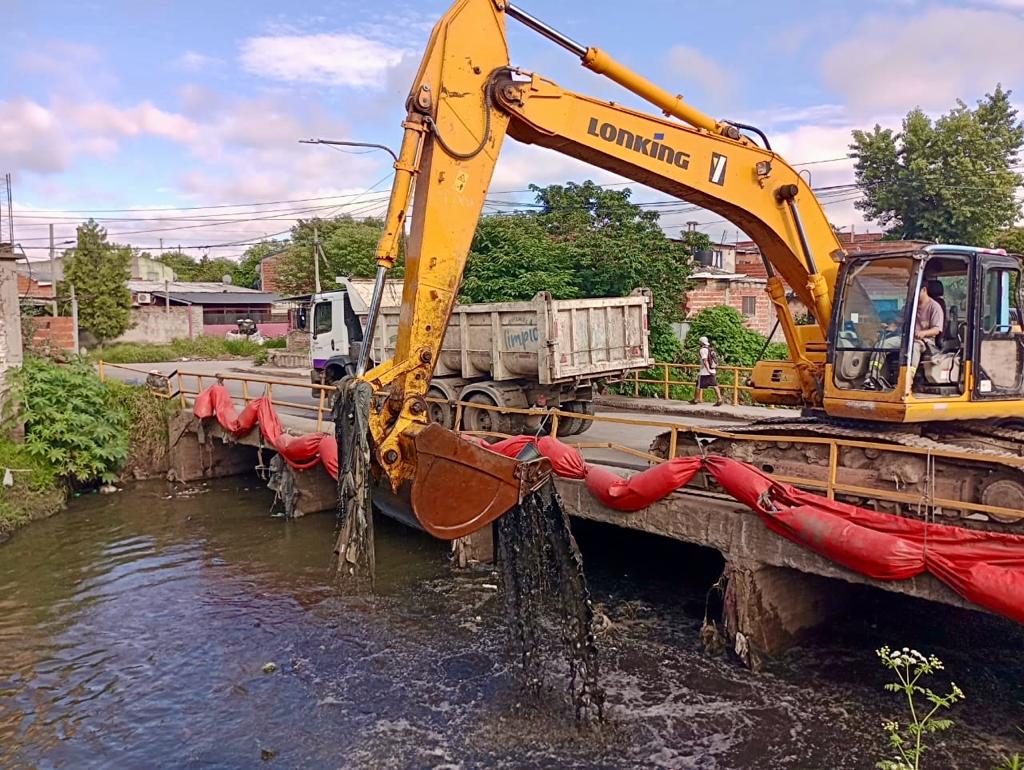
[[3, 0, 1023, 262]]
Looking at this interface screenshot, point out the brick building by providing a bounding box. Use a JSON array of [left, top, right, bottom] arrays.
[[684, 232, 931, 340], [259, 252, 286, 293]]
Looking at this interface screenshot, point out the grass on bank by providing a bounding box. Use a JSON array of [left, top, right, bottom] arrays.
[[90, 335, 287, 364], [0, 437, 63, 539]]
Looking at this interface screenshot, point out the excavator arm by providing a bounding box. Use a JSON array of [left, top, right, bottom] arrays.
[[354, 0, 847, 538]]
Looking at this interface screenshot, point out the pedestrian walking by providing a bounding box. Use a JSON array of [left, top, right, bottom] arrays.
[[691, 336, 723, 406]]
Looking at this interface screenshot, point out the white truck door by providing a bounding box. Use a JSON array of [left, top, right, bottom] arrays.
[[310, 298, 347, 372]]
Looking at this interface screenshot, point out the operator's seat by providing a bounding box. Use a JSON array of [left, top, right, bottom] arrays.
[[926, 279, 948, 346]]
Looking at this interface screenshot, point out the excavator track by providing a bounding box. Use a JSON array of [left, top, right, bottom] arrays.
[[657, 416, 1024, 528]]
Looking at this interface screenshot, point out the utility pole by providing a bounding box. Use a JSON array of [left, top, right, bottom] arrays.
[[69, 282, 80, 355], [159, 238, 163, 254], [313, 225, 321, 295], [49, 223, 58, 316]]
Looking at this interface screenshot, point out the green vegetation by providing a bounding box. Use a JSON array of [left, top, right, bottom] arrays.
[[996, 228, 1024, 255], [103, 379, 174, 480], [92, 335, 268, 364], [274, 216, 402, 294], [154, 251, 238, 283], [685, 306, 788, 366], [875, 646, 964, 770], [0, 437, 63, 539], [63, 220, 133, 342], [851, 86, 1023, 245], [15, 358, 130, 485], [0, 357, 174, 537], [461, 181, 697, 362]]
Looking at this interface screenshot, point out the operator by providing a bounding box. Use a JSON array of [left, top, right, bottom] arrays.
[[908, 284, 944, 388]]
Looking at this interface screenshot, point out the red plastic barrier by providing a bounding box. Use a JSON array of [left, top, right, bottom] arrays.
[[192, 384, 1024, 623], [194, 384, 339, 479], [481, 435, 1024, 624]]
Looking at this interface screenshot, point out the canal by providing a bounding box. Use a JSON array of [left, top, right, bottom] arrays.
[[1, 477, 1021, 769]]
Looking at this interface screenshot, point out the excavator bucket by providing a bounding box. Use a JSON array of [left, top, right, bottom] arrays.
[[408, 423, 551, 540]]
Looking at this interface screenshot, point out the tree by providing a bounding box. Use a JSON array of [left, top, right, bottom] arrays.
[[460, 215, 577, 303], [233, 241, 284, 289], [850, 85, 1024, 244], [274, 216, 400, 295], [63, 220, 132, 343], [531, 181, 695, 360], [995, 227, 1024, 255], [154, 250, 195, 279]]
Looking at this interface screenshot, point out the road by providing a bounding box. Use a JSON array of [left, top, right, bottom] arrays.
[[101, 360, 729, 467]]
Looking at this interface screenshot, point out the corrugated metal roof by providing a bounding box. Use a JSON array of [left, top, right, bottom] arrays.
[[165, 291, 280, 305], [128, 280, 266, 293]]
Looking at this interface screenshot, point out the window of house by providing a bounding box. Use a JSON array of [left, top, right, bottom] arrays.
[[713, 250, 723, 269], [741, 296, 757, 316]]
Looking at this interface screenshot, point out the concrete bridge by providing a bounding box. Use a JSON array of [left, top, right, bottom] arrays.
[[162, 377, 988, 669]]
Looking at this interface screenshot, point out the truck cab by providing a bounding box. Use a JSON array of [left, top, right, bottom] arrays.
[[308, 289, 365, 389]]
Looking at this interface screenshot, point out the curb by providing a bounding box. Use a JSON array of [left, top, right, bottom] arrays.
[[593, 395, 795, 423]]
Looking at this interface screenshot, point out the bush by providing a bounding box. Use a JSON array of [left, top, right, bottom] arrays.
[[14, 357, 131, 486], [684, 306, 789, 367], [92, 335, 265, 364], [102, 380, 173, 480]]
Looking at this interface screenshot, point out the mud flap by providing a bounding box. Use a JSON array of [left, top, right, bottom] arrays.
[[409, 423, 551, 540]]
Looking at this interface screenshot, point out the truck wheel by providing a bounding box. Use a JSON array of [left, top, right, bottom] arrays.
[[570, 401, 595, 435], [556, 404, 584, 437], [426, 386, 454, 430], [463, 393, 512, 435]]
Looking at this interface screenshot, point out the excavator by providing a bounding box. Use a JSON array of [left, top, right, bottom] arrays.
[[346, 0, 1024, 538]]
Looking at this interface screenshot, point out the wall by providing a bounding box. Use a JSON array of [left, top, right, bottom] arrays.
[[24, 317, 76, 353], [0, 246, 24, 406], [113, 306, 204, 344], [259, 253, 283, 292], [685, 278, 776, 336]]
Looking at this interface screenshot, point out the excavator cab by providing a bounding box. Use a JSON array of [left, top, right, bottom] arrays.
[[826, 245, 1024, 422]]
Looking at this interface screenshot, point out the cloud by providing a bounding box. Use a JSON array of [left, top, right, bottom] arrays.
[[663, 45, 737, 107], [174, 51, 221, 72], [822, 7, 1024, 111], [0, 97, 200, 174], [239, 33, 409, 88], [0, 99, 70, 173]]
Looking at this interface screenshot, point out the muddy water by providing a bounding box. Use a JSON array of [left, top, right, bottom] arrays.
[[1, 477, 1022, 769]]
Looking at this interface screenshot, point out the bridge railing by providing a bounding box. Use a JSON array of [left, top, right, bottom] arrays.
[[96, 361, 1024, 524], [628, 362, 758, 404]]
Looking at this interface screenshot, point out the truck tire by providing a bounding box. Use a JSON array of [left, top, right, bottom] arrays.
[[556, 404, 583, 437], [569, 401, 595, 435], [463, 393, 513, 435], [426, 385, 454, 430]]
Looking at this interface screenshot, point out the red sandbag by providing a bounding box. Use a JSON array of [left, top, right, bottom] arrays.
[[585, 458, 701, 512], [477, 434, 1024, 625], [194, 384, 338, 480]]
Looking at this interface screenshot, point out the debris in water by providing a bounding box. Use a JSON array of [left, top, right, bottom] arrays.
[[333, 377, 375, 585], [260, 747, 277, 761], [261, 662, 277, 674], [496, 481, 604, 723], [99, 484, 119, 495]]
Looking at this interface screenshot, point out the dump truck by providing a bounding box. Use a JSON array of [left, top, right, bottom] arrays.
[[308, 279, 653, 436]]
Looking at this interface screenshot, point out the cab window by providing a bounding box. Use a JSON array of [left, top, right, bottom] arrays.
[[976, 266, 1024, 396], [313, 302, 332, 336], [833, 257, 914, 392]]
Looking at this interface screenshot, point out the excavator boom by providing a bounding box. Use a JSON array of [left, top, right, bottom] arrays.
[[350, 0, 1024, 537], [354, 0, 845, 537]]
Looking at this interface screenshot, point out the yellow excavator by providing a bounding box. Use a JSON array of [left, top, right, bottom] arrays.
[[349, 0, 1024, 536]]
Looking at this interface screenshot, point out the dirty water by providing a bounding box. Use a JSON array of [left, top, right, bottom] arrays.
[[1, 476, 1021, 769]]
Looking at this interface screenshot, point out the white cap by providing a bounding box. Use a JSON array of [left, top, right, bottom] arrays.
[[699, 336, 709, 345]]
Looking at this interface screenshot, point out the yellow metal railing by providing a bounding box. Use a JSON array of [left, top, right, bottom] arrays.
[[630, 362, 757, 405], [97, 361, 1024, 523]]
